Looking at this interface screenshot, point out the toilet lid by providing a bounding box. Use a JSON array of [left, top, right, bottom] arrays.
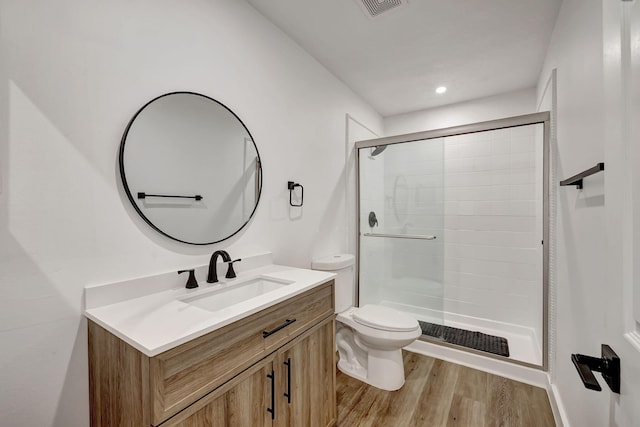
[[353, 305, 419, 332]]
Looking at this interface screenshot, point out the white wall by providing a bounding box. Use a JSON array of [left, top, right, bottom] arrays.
[[0, 1, 382, 426], [539, 0, 640, 425], [383, 88, 536, 136]]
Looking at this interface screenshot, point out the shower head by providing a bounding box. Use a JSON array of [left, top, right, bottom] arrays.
[[370, 145, 387, 157]]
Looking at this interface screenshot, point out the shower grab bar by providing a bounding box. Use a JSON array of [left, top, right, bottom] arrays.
[[363, 232, 436, 240]]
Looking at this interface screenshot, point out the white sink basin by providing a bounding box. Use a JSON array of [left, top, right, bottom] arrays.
[[181, 276, 293, 312]]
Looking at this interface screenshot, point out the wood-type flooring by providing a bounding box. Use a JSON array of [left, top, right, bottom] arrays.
[[336, 351, 555, 427]]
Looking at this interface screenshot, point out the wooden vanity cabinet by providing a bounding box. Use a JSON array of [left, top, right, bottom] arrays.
[[164, 317, 335, 427], [88, 280, 336, 427], [164, 354, 276, 427], [275, 317, 336, 427]]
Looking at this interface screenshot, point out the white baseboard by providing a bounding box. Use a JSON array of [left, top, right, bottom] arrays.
[[406, 339, 547, 387], [546, 382, 570, 427]]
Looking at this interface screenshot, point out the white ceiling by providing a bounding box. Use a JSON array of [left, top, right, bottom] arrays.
[[247, 0, 562, 117]]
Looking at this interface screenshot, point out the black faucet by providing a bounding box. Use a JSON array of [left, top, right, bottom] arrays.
[[207, 250, 231, 283], [207, 250, 243, 283], [178, 269, 198, 289]]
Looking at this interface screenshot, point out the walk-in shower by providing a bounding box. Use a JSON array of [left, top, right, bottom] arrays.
[[356, 113, 549, 368]]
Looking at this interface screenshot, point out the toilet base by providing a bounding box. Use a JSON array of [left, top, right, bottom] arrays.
[[337, 348, 405, 391]]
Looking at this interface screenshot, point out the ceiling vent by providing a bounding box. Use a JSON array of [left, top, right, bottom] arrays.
[[356, 0, 408, 19]]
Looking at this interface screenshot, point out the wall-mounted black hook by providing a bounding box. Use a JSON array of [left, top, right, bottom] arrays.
[[288, 181, 303, 207]]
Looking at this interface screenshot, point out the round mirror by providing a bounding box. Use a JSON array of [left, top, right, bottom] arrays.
[[119, 92, 262, 245]]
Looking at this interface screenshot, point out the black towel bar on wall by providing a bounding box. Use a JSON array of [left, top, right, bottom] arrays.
[[560, 163, 604, 189], [138, 192, 203, 200]]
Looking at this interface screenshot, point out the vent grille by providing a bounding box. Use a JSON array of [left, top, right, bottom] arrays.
[[358, 0, 405, 18]]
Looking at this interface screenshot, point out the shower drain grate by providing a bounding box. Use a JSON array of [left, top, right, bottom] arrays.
[[418, 321, 510, 357]]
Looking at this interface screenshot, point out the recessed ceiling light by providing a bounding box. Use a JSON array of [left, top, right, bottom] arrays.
[[435, 86, 447, 94]]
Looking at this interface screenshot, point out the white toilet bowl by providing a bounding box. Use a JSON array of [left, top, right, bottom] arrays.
[[311, 254, 422, 391], [335, 305, 422, 391]]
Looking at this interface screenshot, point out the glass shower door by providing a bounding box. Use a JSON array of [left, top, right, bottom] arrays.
[[358, 138, 445, 329]]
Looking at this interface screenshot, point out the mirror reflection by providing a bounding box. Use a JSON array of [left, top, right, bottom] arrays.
[[119, 92, 262, 245]]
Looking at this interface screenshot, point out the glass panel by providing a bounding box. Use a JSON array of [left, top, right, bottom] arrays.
[[357, 121, 545, 367], [358, 138, 446, 328]]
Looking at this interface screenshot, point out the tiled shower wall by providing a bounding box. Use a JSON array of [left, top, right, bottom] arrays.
[[443, 124, 543, 341]]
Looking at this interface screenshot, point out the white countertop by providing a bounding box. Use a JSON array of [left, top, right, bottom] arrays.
[[84, 262, 335, 357]]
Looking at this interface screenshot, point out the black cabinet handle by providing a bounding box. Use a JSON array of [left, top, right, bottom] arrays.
[[283, 358, 291, 404], [266, 370, 275, 419], [262, 319, 297, 338]]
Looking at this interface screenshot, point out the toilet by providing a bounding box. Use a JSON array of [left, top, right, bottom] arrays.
[[312, 254, 422, 391]]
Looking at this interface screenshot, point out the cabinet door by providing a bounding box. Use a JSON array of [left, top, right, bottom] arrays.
[[164, 356, 275, 427], [276, 317, 336, 427]]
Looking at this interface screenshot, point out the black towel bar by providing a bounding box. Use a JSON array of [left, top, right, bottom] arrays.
[[560, 163, 604, 189], [138, 192, 203, 201]]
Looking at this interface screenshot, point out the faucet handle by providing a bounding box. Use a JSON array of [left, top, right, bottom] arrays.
[[178, 269, 199, 289], [225, 259, 242, 279]]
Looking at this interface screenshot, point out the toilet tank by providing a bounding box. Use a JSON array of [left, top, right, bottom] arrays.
[[311, 254, 355, 313]]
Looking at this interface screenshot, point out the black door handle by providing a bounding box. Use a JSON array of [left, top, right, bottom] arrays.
[[571, 344, 620, 393]]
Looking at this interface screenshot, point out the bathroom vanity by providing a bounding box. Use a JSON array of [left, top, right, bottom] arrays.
[[85, 258, 336, 426]]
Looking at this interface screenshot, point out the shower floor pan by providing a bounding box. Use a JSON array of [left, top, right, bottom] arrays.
[[418, 320, 509, 357], [378, 300, 542, 365]]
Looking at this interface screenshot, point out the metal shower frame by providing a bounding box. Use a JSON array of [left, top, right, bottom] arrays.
[[354, 111, 551, 370]]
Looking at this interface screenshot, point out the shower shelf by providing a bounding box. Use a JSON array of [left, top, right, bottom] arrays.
[[362, 232, 436, 240], [560, 163, 604, 189]]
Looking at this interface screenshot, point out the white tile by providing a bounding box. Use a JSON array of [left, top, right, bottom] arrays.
[[491, 154, 511, 171], [509, 200, 536, 216], [511, 124, 536, 138], [510, 184, 536, 200], [489, 185, 511, 201], [474, 201, 494, 215], [444, 143, 459, 159], [511, 137, 535, 154], [491, 170, 511, 185], [492, 139, 511, 155], [510, 152, 535, 170]]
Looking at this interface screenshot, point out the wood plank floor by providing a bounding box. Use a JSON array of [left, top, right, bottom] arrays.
[[336, 351, 556, 427]]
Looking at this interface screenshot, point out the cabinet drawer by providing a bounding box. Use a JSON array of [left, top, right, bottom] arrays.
[[150, 280, 334, 424]]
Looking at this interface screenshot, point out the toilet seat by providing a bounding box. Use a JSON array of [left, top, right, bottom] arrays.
[[352, 304, 419, 332], [336, 306, 422, 344]]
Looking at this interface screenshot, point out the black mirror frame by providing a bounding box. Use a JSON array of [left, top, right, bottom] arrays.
[[118, 91, 262, 245]]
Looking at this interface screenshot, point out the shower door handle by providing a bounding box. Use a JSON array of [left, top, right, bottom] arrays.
[[363, 233, 436, 240]]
